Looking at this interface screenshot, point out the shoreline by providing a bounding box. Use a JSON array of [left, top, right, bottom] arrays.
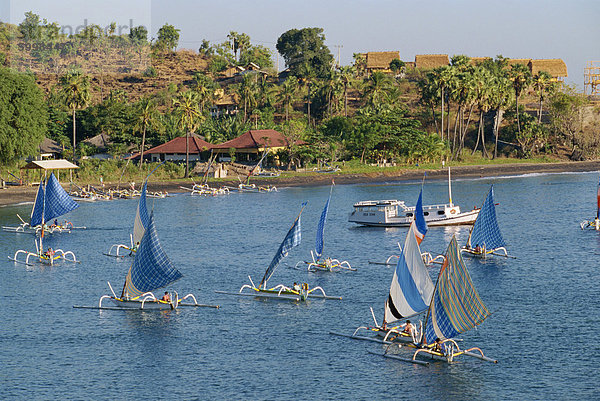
[[2, 160, 600, 207]]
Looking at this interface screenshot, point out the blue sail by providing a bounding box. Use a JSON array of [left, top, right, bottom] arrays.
[[260, 203, 306, 288], [315, 187, 332, 259], [468, 185, 506, 250], [424, 236, 490, 344], [384, 220, 434, 323], [414, 190, 428, 244], [132, 181, 150, 245], [124, 213, 182, 297], [30, 178, 46, 227], [30, 173, 79, 226]]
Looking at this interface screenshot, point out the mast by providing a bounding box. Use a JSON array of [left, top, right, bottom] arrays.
[[596, 176, 600, 220], [448, 167, 453, 207]]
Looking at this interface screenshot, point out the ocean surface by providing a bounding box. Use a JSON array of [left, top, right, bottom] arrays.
[[1, 172, 598, 400]]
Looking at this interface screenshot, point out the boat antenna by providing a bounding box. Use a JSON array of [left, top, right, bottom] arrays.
[[421, 172, 427, 190]]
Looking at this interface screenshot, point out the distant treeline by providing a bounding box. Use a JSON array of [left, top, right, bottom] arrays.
[[0, 12, 598, 172]]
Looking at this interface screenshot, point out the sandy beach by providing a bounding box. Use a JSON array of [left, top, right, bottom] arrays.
[[2, 160, 599, 207]]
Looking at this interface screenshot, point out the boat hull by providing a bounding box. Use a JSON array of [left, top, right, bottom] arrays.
[[110, 298, 175, 310], [349, 209, 478, 227]]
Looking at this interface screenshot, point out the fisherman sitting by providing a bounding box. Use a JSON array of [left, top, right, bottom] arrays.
[[402, 320, 415, 336], [45, 247, 55, 258], [161, 291, 171, 302], [292, 282, 301, 292], [432, 338, 447, 355]]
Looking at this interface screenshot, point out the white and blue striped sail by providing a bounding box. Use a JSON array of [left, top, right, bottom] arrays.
[[467, 185, 506, 251], [30, 173, 79, 227], [384, 220, 434, 323], [260, 203, 306, 288], [123, 212, 182, 297], [132, 181, 150, 245], [315, 186, 333, 260], [384, 192, 432, 324]]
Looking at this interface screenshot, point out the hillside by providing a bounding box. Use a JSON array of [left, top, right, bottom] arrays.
[[30, 50, 210, 103]]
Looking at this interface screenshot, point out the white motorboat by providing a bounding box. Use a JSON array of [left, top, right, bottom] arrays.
[[348, 168, 479, 227]]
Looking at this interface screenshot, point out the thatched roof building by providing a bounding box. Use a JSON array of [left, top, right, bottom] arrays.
[[469, 57, 492, 66], [529, 59, 568, 78], [365, 51, 400, 73], [507, 58, 531, 67], [415, 54, 449, 69]]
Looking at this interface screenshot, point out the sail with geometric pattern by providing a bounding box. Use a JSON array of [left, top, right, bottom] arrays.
[[466, 185, 505, 252], [424, 236, 490, 344], [123, 212, 182, 297]]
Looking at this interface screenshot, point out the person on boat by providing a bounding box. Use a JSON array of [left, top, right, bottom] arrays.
[[161, 292, 171, 302], [45, 247, 55, 258], [50, 219, 58, 228], [432, 338, 447, 355], [292, 282, 301, 292], [474, 244, 482, 254], [402, 320, 415, 336], [129, 242, 140, 256]]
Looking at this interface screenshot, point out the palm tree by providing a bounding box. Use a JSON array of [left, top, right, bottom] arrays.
[[59, 70, 90, 160], [363, 71, 392, 110], [173, 91, 203, 177], [235, 74, 259, 122], [338, 66, 355, 117], [471, 68, 493, 158], [532, 71, 553, 123], [430, 66, 454, 141], [297, 63, 316, 127], [193, 73, 216, 113], [277, 76, 298, 122], [509, 64, 532, 135], [489, 75, 515, 159], [134, 98, 159, 169]]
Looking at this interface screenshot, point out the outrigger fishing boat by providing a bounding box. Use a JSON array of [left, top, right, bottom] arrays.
[[461, 185, 511, 258], [104, 180, 151, 258], [580, 176, 600, 230], [295, 183, 353, 272], [9, 236, 77, 266], [348, 168, 479, 227], [3, 172, 83, 235], [8, 173, 79, 266], [331, 191, 433, 344], [369, 236, 496, 366], [216, 203, 341, 301], [77, 184, 218, 310]]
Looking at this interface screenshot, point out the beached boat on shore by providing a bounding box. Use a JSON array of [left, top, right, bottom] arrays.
[[348, 168, 478, 227]]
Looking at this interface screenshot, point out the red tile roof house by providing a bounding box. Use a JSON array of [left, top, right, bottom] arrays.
[[211, 129, 304, 162], [130, 134, 213, 163]]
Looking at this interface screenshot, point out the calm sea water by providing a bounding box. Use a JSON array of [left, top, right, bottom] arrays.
[[1, 172, 598, 400]]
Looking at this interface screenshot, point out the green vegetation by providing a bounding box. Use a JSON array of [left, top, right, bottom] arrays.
[[0, 68, 48, 164], [0, 12, 599, 180]]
